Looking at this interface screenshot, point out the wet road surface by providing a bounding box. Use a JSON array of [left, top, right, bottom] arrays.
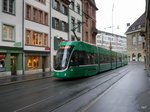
[[0, 62, 149, 112], [82, 62, 150, 112]]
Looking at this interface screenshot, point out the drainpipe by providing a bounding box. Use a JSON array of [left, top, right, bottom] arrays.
[[22, 0, 25, 75]]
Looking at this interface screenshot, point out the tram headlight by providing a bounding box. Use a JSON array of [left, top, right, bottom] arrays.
[[64, 73, 67, 76]]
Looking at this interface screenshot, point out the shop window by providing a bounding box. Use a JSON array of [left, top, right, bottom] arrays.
[[0, 54, 6, 72], [27, 56, 39, 69], [2, 24, 15, 41]]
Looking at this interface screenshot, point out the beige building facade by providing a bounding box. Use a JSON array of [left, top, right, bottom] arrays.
[[125, 13, 146, 62]]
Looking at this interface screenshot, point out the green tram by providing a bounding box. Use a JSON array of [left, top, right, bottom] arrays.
[[54, 41, 128, 78]]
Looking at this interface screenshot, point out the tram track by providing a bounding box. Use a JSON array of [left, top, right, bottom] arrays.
[[9, 65, 132, 112], [50, 66, 133, 112]]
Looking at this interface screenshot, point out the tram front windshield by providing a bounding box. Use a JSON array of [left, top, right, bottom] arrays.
[[55, 46, 73, 70]]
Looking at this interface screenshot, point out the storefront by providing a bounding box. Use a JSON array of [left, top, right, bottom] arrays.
[[24, 52, 50, 74], [0, 47, 22, 77], [0, 54, 6, 72]]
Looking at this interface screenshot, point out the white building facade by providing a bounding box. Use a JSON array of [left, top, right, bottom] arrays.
[[96, 31, 127, 53], [23, 0, 51, 74], [69, 0, 82, 41], [51, 0, 70, 70], [0, 0, 23, 77]]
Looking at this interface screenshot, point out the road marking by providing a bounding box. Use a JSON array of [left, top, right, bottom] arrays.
[[14, 96, 54, 112], [79, 74, 125, 112]]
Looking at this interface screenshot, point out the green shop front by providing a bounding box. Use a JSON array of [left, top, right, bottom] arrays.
[[0, 47, 22, 77]]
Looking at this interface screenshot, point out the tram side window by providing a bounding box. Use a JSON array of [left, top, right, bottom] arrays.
[[78, 51, 85, 65], [100, 54, 104, 64], [70, 51, 79, 66], [119, 56, 122, 62], [106, 54, 110, 63], [94, 53, 98, 64], [78, 51, 98, 65], [112, 55, 116, 63]]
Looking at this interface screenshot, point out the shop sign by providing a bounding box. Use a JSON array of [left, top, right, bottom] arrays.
[[14, 42, 22, 47], [45, 47, 50, 50], [0, 54, 6, 58]]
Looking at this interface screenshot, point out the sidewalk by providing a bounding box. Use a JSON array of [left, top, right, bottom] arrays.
[[0, 71, 53, 86]]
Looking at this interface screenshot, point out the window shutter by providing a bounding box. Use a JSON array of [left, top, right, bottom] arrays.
[[66, 7, 69, 16], [60, 21, 62, 31], [52, 17, 55, 28], [66, 23, 69, 32], [54, 36, 58, 50]]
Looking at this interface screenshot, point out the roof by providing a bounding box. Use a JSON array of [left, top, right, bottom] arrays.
[[88, 0, 98, 10], [125, 13, 145, 34]]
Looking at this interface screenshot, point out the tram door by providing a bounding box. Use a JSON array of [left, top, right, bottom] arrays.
[[11, 56, 17, 75], [42, 57, 46, 72]]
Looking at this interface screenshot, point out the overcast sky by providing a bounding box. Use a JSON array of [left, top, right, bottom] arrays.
[[95, 0, 146, 36]]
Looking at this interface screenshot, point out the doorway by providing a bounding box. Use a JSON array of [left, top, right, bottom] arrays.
[[42, 57, 46, 72], [11, 56, 17, 75]]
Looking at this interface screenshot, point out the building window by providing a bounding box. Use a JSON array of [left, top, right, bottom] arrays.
[[35, 0, 46, 4], [53, 0, 60, 10], [60, 3, 67, 15], [38, 33, 42, 46], [26, 5, 31, 19], [26, 29, 48, 46], [33, 8, 38, 22], [71, 17, 75, 29], [62, 21, 66, 32], [86, 32, 88, 42], [2, 24, 15, 41], [85, 2, 89, 14], [71, 1, 75, 10], [27, 56, 39, 69], [77, 21, 81, 33], [38, 10, 43, 24], [43, 34, 48, 46], [132, 36, 137, 45], [77, 4, 80, 14], [26, 30, 31, 45], [85, 17, 88, 27], [26, 4, 48, 25], [54, 18, 59, 30], [3, 0, 15, 14], [44, 13, 48, 25]]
